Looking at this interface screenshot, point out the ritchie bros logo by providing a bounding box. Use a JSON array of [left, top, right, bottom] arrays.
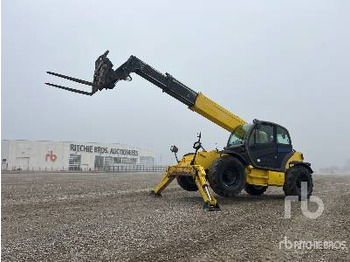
[[69, 144, 138, 156], [46, 150, 57, 162]]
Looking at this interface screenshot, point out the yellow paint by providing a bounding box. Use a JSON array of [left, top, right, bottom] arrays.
[[245, 166, 268, 186], [285, 151, 304, 169], [191, 93, 246, 132], [245, 165, 285, 186], [152, 161, 218, 208], [191, 150, 221, 169], [267, 170, 285, 186]]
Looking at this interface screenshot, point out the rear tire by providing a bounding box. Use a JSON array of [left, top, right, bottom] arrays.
[[283, 165, 313, 199], [245, 184, 268, 195], [208, 156, 245, 197], [176, 176, 198, 191]]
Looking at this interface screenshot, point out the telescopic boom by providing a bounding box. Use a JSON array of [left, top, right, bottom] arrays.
[[46, 51, 246, 132]]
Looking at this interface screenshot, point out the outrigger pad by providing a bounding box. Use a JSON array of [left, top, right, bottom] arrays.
[[150, 190, 162, 197], [203, 203, 221, 211]]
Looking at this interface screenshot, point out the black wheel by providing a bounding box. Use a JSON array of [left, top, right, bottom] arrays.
[[245, 184, 268, 195], [283, 165, 313, 199], [176, 176, 198, 191], [208, 156, 245, 197]]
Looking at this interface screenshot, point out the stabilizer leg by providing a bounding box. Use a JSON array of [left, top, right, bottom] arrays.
[[193, 165, 220, 211], [152, 168, 175, 196], [151, 165, 220, 210]]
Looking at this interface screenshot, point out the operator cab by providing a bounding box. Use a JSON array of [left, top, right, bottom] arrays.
[[226, 119, 294, 171]]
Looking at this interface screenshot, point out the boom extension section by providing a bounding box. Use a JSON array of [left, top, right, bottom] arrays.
[[46, 51, 246, 132]]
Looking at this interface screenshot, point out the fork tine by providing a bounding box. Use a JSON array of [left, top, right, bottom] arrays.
[[45, 83, 94, 96], [47, 71, 93, 86]]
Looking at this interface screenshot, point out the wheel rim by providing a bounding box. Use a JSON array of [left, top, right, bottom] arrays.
[[222, 169, 238, 187], [186, 176, 196, 186]]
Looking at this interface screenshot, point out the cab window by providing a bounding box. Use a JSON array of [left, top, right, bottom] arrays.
[[249, 124, 274, 145], [227, 124, 252, 146], [277, 126, 291, 145]]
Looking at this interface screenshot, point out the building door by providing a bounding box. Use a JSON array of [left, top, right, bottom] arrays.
[[69, 154, 81, 170], [15, 157, 29, 170], [2, 159, 8, 170], [94, 156, 104, 170]]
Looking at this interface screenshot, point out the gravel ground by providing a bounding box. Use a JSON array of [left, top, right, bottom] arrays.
[[2, 172, 350, 261]]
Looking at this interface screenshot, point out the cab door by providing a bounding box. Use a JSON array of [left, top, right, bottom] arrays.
[[276, 126, 293, 169], [248, 123, 279, 169]]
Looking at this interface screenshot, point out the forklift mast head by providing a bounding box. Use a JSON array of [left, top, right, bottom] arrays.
[[93, 51, 119, 92], [46, 51, 130, 96]]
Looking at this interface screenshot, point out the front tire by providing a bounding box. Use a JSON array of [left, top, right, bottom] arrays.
[[208, 156, 245, 197], [283, 165, 313, 199], [176, 176, 198, 191], [245, 184, 268, 195]]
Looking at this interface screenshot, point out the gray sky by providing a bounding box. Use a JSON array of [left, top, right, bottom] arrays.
[[2, 0, 350, 168]]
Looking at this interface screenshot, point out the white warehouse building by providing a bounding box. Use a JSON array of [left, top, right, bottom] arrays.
[[1, 140, 156, 171]]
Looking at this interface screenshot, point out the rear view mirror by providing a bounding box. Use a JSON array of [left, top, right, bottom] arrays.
[[170, 145, 178, 153]]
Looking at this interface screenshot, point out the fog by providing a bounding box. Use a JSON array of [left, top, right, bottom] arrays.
[[2, 0, 350, 169]]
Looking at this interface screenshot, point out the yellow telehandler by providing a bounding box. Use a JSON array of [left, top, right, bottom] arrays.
[[46, 51, 313, 210]]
